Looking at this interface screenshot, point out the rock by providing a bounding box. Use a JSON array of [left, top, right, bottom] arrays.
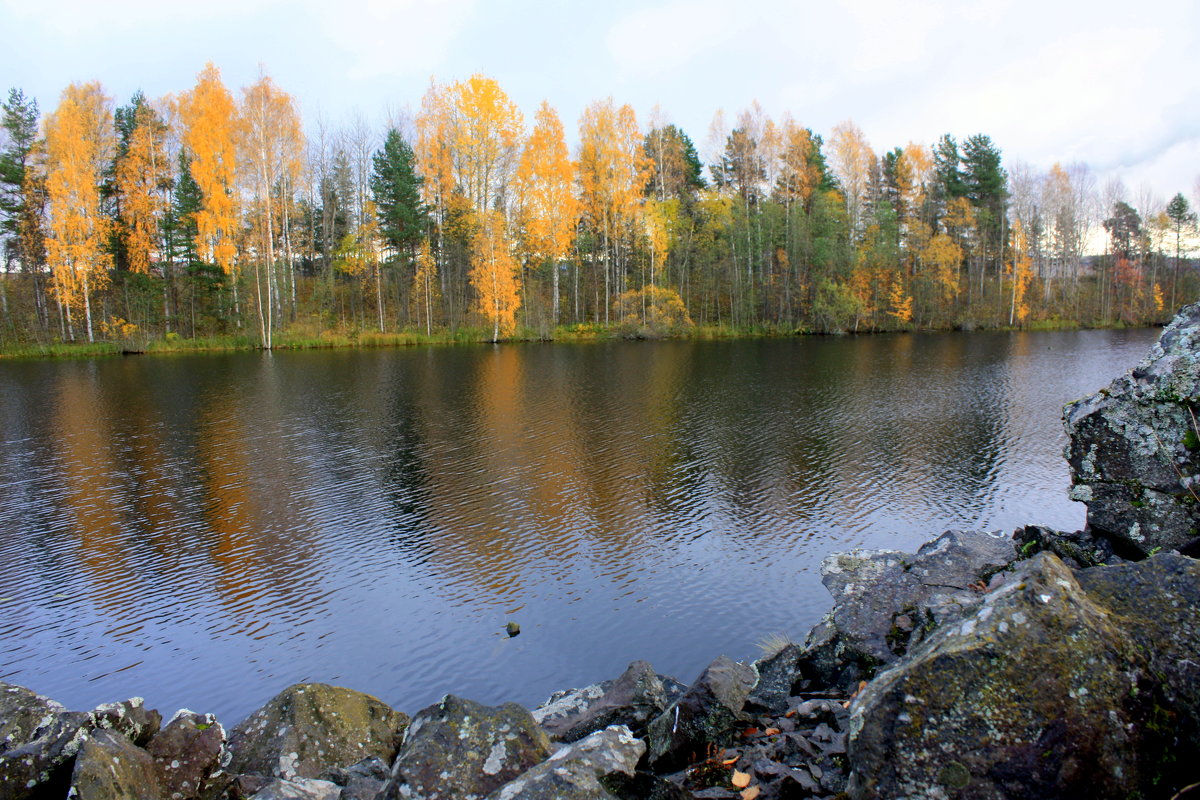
[[247, 777, 342, 800], [485, 725, 645, 800], [846, 551, 1200, 800], [67, 729, 163, 800], [88, 697, 162, 748], [538, 661, 671, 742], [0, 683, 64, 753], [146, 710, 226, 800], [0, 710, 92, 800], [1012, 524, 1126, 569], [1076, 553, 1200, 760], [646, 655, 758, 772], [226, 684, 408, 780], [745, 644, 804, 714], [319, 756, 390, 800], [1064, 301, 1200, 555], [601, 771, 696, 800], [798, 530, 1016, 687], [384, 694, 552, 800]]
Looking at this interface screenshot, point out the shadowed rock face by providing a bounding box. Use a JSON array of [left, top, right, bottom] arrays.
[[1065, 301, 1200, 555], [845, 552, 1200, 800]]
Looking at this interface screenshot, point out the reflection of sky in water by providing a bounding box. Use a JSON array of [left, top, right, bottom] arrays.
[[0, 329, 1159, 723]]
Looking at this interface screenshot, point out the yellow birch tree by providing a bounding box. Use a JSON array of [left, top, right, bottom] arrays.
[[514, 101, 578, 324], [178, 63, 240, 280], [115, 100, 171, 276], [578, 98, 651, 322], [240, 70, 304, 348], [470, 209, 520, 340], [44, 81, 114, 342]]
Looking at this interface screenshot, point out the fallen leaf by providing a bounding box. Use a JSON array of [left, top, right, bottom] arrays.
[[731, 771, 751, 788], [741, 786, 761, 800], [742, 727, 759, 738], [721, 757, 740, 766], [784, 709, 796, 718], [764, 727, 780, 736]]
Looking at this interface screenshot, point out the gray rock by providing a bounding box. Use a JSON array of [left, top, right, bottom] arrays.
[[537, 661, 670, 742], [67, 729, 163, 800], [645, 655, 758, 772], [88, 697, 162, 748], [1012, 524, 1126, 569], [0, 684, 64, 754], [146, 710, 226, 800], [385, 694, 552, 800], [1076, 553, 1200, 757], [248, 778, 342, 800], [1064, 301, 1200, 555], [227, 684, 408, 781], [0, 710, 92, 800], [746, 643, 804, 714], [799, 529, 1016, 687], [320, 756, 390, 800], [846, 551, 1200, 800], [485, 725, 645, 800]]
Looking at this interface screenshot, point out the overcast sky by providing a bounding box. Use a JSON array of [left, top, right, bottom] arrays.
[[2, 0, 1197, 207]]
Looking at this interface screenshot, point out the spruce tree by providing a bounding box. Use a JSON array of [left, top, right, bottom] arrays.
[[370, 129, 427, 259]]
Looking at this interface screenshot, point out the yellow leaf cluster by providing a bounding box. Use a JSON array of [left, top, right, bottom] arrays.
[[578, 99, 651, 236], [44, 81, 114, 312], [470, 210, 521, 340], [178, 63, 240, 274], [515, 102, 578, 263], [115, 102, 171, 274]]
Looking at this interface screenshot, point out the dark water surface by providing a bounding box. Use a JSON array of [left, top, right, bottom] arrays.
[[0, 330, 1157, 722]]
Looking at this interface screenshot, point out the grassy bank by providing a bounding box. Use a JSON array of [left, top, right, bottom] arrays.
[[0, 317, 1143, 361]]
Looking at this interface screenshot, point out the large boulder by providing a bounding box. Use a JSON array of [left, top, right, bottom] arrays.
[[846, 552, 1200, 800], [535, 661, 672, 742], [0, 684, 65, 753], [0, 710, 92, 800], [485, 725, 645, 800], [146, 710, 227, 799], [1065, 301, 1200, 555], [798, 530, 1016, 687], [645, 655, 758, 772], [226, 684, 408, 781], [384, 694, 553, 800], [67, 729, 163, 800]]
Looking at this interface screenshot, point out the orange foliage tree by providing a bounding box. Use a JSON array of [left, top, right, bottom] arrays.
[[44, 81, 114, 342], [115, 99, 171, 276], [514, 101, 578, 324], [470, 210, 520, 340], [578, 98, 651, 322], [178, 63, 240, 280]]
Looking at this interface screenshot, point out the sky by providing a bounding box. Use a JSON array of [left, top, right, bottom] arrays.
[[2, 0, 1197, 208]]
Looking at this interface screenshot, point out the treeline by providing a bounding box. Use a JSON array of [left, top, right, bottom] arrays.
[[1, 65, 1197, 348]]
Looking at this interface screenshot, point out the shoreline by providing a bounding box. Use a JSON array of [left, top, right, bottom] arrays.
[[0, 316, 1134, 362]]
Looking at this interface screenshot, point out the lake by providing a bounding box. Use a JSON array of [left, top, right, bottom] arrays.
[[0, 329, 1158, 723]]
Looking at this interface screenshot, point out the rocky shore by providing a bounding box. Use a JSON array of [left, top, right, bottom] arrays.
[[4, 304, 1200, 800]]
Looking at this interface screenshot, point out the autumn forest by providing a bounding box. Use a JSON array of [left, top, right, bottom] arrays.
[[1, 64, 1197, 351]]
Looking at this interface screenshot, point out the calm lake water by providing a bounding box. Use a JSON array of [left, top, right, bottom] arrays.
[[0, 329, 1158, 723]]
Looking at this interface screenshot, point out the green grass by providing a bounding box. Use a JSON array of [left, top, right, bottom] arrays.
[[0, 316, 1154, 361]]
